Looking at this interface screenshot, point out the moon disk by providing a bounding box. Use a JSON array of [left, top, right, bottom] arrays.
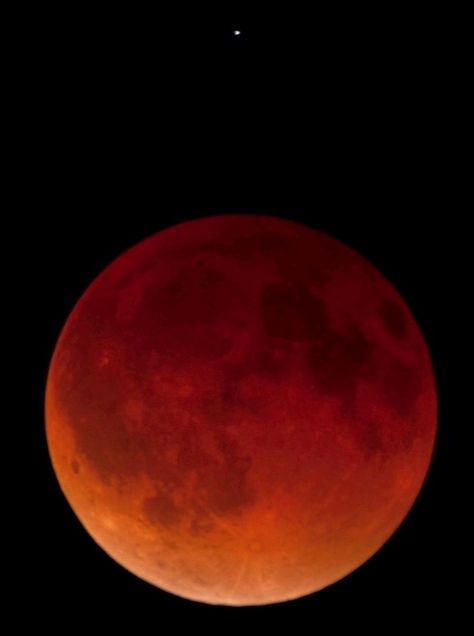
[[46, 215, 437, 605]]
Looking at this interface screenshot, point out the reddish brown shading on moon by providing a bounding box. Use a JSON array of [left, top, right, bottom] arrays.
[[45, 215, 437, 605]]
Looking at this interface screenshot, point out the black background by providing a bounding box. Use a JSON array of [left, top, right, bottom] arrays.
[[15, 4, 463, 631]]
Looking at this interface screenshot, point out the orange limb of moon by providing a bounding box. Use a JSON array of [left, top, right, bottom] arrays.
[[45, 215, 437, 605]]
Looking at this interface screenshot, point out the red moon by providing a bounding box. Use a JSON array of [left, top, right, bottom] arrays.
[[45, 215, 437, 605]]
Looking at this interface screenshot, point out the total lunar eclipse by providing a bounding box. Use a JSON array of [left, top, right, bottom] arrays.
[[45, 214, 437, 605]]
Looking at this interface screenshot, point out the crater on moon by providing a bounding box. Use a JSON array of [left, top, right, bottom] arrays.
[[377, 298, 407, 339]]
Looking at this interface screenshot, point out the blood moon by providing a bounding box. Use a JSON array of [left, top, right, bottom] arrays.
[[46, 214, 437, 606]]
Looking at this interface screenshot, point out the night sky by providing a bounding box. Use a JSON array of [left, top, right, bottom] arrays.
[[15, 5, 462, 632]]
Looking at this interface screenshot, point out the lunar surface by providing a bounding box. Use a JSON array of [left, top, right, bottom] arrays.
[[45, 214, 437, 605]]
